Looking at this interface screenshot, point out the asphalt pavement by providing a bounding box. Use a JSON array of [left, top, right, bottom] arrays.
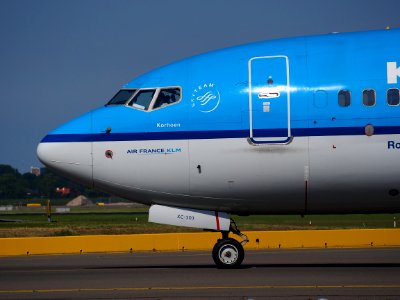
[[0, 248, 399, 299]]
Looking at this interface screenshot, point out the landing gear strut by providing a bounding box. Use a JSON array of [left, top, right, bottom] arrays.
[[212, 219, 249, 268]]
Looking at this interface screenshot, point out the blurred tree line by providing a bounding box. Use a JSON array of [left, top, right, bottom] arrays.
[[0, 164, 108, 200]]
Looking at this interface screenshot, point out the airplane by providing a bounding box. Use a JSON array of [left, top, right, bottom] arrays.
[[37, 28, 400, 268]]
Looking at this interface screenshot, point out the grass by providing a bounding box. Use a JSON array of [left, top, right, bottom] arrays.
[[0, 206, 398, 238]]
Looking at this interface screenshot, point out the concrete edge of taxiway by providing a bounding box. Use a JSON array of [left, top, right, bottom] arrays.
[[0, 229, 399, 256]]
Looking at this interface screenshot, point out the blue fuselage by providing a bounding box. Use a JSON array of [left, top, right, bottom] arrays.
[[38, 29, 400, 214]]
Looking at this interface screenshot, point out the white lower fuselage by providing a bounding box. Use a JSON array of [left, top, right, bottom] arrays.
[[38, 133, 400, 214]]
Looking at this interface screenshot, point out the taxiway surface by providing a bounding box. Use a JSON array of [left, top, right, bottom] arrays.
[[0, 248, 399, 299]]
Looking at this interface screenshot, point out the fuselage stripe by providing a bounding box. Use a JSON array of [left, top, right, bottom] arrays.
[[40, 125, 400, 143]]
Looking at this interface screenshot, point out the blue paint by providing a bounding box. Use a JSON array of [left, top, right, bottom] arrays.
[[41, 125, 400, 143], [42, 29, 400, 143]]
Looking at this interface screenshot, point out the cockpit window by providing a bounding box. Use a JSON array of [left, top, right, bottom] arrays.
[[129, 89, 156, 110], [108, 86, 182, 111], [153, 88, 181, 110], [107, 89, 136, 105]]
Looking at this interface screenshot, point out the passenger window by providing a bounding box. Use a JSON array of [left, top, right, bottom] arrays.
[[387, 88, 400, 106], [362, 89, 376, 106], [338, 90, 351, 107], [129, 89, 156, 110], [107, 89, 136, 105], [153, 88, 181, 110]]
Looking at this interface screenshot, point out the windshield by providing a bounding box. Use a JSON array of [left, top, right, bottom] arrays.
[[107, 89, 136, 105], [129, 89, 156, 110], [106, 87, 182, 111]]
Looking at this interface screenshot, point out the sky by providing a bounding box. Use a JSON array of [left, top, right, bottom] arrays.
[[0, 0, 399, 173]]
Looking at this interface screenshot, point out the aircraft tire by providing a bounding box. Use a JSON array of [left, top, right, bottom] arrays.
[[212, 238, 244, 268]]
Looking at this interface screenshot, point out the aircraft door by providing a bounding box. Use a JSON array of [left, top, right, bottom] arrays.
[[249, 56, 291, 144]]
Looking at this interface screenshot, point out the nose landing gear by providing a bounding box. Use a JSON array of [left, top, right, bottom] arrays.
[[212, 219, 249, 268]]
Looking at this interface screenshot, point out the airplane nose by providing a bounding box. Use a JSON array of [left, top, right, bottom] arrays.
[[37, 111, 94, 187], [37, 141, 93, 186]]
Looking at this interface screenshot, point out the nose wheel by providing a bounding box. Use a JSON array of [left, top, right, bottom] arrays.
[[212, 219, 248, 268], [212, 238, 244, 268]]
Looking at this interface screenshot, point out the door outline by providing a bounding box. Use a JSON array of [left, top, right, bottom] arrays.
[[248, 55, 291, 144]]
